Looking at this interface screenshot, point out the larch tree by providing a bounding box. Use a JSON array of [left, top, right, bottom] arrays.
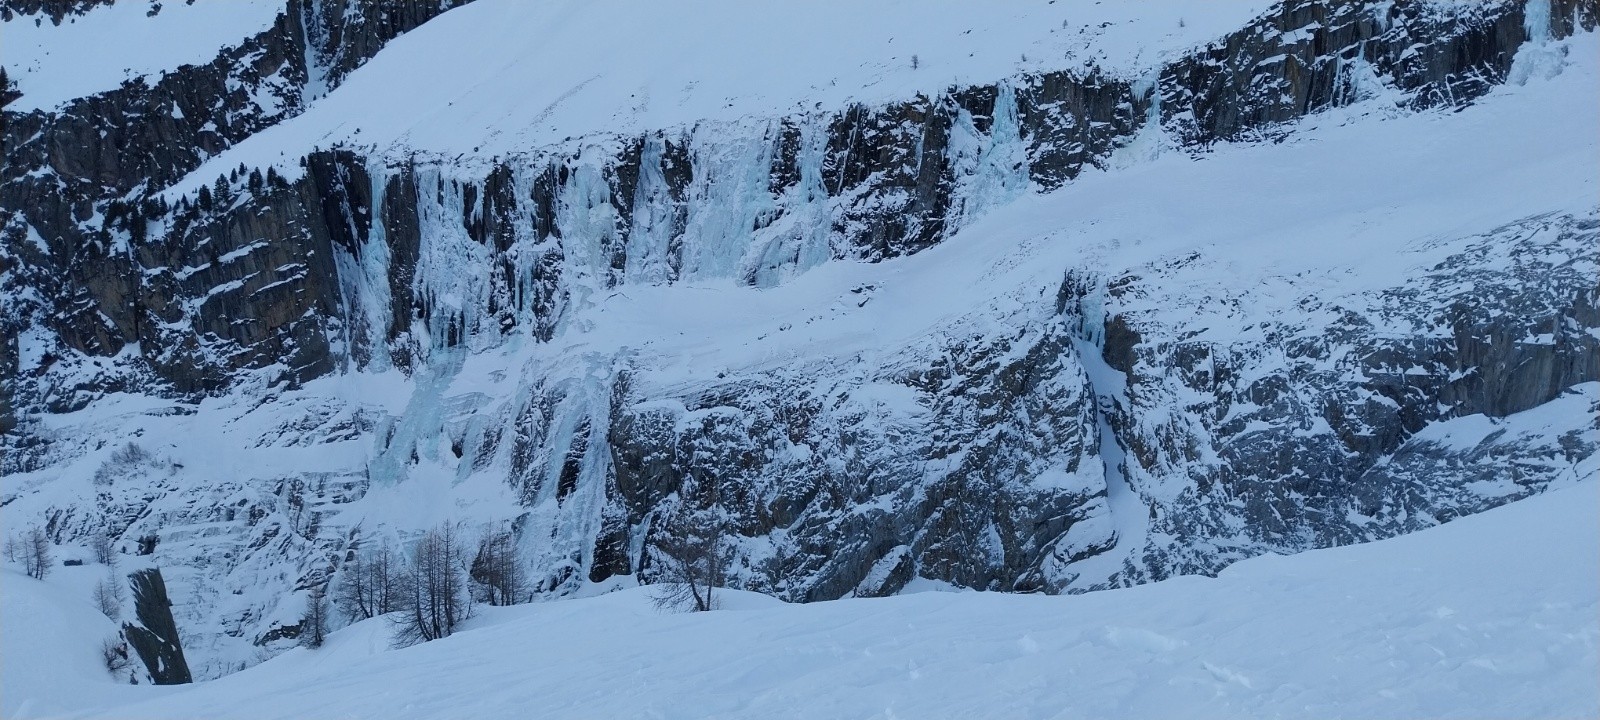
[[392, 524, 470, 646], [300, 585, 330, 649], [647, 477, 728, 613], [336, 536, 404, 622], [470, 526, 526, 606]]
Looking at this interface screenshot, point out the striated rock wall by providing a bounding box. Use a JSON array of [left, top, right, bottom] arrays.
[[17, 0, 1588, 411]]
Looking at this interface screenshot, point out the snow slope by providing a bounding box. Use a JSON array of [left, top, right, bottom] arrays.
[[4, 26, 1596, 679], [0, 564, 143, 718], [438, 28, 1600, 413], [167, 0, 1271, 189], [0, 0, 285, 112], [11, 479, 1594, 720]]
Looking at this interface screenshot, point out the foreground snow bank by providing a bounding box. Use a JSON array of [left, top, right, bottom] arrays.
[[0, 564, 150, 718], [9, 481, 1593, 719]]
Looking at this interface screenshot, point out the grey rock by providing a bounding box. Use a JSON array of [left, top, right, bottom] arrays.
[[3, 0, 1596, 678], [121, 568, 192, 685]]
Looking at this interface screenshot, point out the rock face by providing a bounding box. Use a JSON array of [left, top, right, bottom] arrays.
[[1, 0, 473, 427], [600, 324, 1110, 599], [1057, 213, 1600, 584], [1, 0, 1596, 679], [122, 568, 193, 685], [0, 0, 116, 23], [8, 0, 1592, 416]]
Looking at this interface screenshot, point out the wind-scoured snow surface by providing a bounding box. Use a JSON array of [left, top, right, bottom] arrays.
[[7, 479, 1596, 720], [166, 0, 1270, 190], [1, 0, 284, 112]]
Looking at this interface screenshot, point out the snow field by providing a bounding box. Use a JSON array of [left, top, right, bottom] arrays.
[[163, 0, 1275, 192], [5, 479, 1594, 719], [1, 0, 285, 112]]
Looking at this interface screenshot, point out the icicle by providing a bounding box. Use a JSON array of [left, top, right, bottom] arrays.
[[357, 159, 395, 371], [1509, 0, 1566, 85], [747, 115, 833, 288], [678, 119, 778, 281], [412, 166, 492, 360], [788, 118, 834, 275], [327, 159, 395, 371], [515, 354, 617, 595], [299, 0, 331, 102], [363, 348, 466, 488], [502, 157, 548, 339], [624, 134, 677, 285], [1108, 70, 1167, 169], [947, 81, 1030, 231], [554, 155, 622, 330], [1334, 40, 1391, 108]]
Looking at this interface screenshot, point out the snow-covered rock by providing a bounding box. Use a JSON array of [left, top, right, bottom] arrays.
[[3, 0, 1597, 680]]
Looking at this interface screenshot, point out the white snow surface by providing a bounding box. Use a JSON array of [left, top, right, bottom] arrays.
[[0, 564, 127, 719], [4, 28, 1598, 681], [165, 0, 1271, 191], [6, 479, 1595, 719], [0, 0, 285, 113], [515, 31, 1600, 398]]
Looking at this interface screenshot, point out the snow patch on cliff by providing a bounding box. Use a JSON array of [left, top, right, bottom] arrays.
[[2, 0, 283, 112], [166, 0, 1273, 189]]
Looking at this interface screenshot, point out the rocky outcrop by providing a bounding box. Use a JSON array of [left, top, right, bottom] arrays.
[[0, 0, 476, 393], [1, 0, 475, 262], [1058, 213, 1600, 583], [597, 325, 1109, 600], [592, 215, 1594, 598], [0, 0, 114, 23], [297, 0, 476, 93], [14, 0, 1592, 417], [121, 568, 192, 685], [1164, 0, 1599, 143], [0, 305, 15, 437], [2, 0, 1596, 678]]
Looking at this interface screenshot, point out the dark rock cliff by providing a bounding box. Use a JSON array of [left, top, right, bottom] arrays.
[[1057, 213, 1600, 583], [121, 567, 193, 685], [2, 0, 478, 462], [1, 0, 115, 23], [1, 0, 1595, 674], [13, 0, 1589, 421]]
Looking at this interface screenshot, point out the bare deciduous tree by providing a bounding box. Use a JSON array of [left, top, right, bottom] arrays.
[[337, 537, 404, 622], [93, 575, 125, 620], [648, 501, 727, 613], [300, 585, 330, 648], [91, 535, 117, 565], [13, 526, 54, 580], [470, 526, 526, 606], [392, 524, 470, 646]]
